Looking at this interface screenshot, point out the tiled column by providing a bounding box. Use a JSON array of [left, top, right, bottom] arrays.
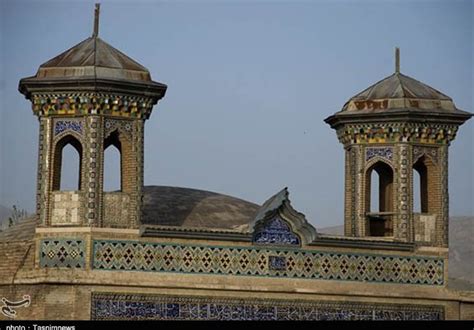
[[37, 117, 52, 226], [396, 143, 412, 242], [439, 145, 449, 247], [354, 145, 365, 237], [85, 115, 104, 226], [344, 147, 356, 236]]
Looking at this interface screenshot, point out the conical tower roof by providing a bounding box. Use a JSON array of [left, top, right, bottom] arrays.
[[19, 4, 166, 100], [340, 72, 458, 114], [36, 36, 152, 82], [326, 49, 471, 127]]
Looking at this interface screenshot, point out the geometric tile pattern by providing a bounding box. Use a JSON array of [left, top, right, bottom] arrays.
[[91, 293, 444, 320], [336, 122, 459, 146], [253, 216, 300, 246], [39, 239, 85, 268], [92, 240, 444, 285]]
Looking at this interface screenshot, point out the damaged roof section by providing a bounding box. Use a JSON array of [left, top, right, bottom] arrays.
[[249, 187, 318, 245]]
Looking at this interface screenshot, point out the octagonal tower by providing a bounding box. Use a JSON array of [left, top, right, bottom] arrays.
[[325, 49, 471, 247], [19, 4, 167, 229]]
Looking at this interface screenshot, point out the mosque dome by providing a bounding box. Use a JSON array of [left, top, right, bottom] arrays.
[[141, 186, 259, 229], [0, 185, 260, 243]]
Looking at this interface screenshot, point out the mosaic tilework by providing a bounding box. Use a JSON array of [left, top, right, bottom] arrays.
[[104, 119, 133, 140], [413, 146, 439, 165], [268, 256, 286, 270], [365, 147, 393, 162], [54, 120, 83, 136], [37, 118, 51, 225], [86, 116, 102, 226], [336, 122, 459, 146], [253, 217, 300, 246], [91, 293, 444, 320], [397, 144, 411, 241], [92, 240, 444, 285], [40, 239, 85, 268], [32, 93, 156, 119], [440, 146, 449, 247]]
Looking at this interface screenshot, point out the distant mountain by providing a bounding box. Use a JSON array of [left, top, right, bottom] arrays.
[[448, 216, 473, 289], [317, 225, 344, 236], [318, 216, 474, 291]]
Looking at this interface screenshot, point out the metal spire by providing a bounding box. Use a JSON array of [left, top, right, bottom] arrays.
[[395, 47, 400, 73], [93, 3, 100, 37]]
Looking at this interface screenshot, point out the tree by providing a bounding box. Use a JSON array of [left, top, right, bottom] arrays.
[[7, 205, 28, 227]]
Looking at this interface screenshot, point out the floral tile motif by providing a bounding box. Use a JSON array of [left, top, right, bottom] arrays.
[[365, 147, 393, 162], [54, 120, 83, 136]]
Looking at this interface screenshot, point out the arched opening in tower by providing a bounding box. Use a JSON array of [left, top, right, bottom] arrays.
[[413, 156, 432, 214], [52, 135, 83, 191], [365, 161, 394, 237], [413, 169, 422, 213], [104, 130, 122, 192]]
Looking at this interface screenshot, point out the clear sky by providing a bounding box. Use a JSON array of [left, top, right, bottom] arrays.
[[0, 0, 472, 227]]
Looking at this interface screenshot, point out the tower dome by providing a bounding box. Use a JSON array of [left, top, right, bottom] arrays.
[[326, 48, 471, 127], [19, 4, 166, 101]]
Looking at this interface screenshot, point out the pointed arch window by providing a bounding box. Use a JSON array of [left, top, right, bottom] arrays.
[[104, 130, 122, 192], [413, 155, 434, 214], [365, 161, 394, 236], [52, 135, 83, 191]]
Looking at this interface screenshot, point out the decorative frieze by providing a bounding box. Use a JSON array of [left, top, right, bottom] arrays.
[[91, 293, 444, 320], [39, 239, 85, 268], [336, 122, 459, 146], [92, 240, 444, 285], [31, 93, 155, 119]]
